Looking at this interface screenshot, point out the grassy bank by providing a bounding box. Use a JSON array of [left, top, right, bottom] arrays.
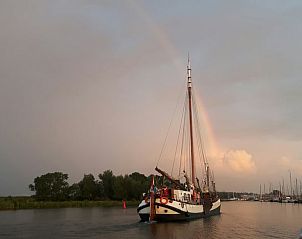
[[0, 197, 139, 210]]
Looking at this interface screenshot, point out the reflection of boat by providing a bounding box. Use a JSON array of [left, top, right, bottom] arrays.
[[137, 58, 221, 222]]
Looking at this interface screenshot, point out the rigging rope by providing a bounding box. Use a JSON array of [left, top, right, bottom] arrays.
[[193, 99, 207, 173], [192, 88, 209, 168], [178, 94, 188, 177], [171, 96, 187, 176], [155, 79, 187, 167]]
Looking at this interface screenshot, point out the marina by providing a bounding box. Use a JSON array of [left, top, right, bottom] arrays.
[[258, 171, 302, 204]]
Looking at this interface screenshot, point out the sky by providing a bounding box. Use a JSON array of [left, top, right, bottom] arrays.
[[0, 0, 302, 195]]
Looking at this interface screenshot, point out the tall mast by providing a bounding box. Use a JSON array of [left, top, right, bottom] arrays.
[[289, 170, 293, 197], [282, 178, 284, 196], [300, 180, 302, 200], [187, 55, 195, 185], [295, 178, 298, 200]]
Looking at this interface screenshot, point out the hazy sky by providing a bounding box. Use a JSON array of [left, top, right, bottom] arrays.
[[1, 0, 302, 195]]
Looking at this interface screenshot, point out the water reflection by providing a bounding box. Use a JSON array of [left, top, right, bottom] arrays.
[[148, 215, 222, 239]]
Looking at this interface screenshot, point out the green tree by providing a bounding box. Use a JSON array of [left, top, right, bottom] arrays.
[[99, 170, 115, 200], [111, 173, 151, 200], [129, 172, 147, 182], [69, 183, 81, 200], [129, 172, 150, 200], [29, 172, 69, 201], [78, 174, 98, 200], [113, 175, 127, 200]]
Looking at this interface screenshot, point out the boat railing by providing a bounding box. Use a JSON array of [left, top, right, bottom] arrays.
[[171, 193, 191, 203]]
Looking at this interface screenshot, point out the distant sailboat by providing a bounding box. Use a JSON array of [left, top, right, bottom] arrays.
[[229, 192, 238, 201], [137, 57, 221, 222]]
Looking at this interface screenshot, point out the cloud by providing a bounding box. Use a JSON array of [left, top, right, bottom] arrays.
[[223, 150, 256, 174]]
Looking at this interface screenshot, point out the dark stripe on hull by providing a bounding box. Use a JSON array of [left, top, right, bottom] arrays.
[[154, 202, 187, 214]]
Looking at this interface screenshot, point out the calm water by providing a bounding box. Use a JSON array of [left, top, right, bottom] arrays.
[[0, 201, 301, 239]]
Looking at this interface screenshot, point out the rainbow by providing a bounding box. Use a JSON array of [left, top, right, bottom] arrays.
[[128, 0, 221, 158]]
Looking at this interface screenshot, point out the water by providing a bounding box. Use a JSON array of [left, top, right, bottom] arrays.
[[0, 201, 301, 239]]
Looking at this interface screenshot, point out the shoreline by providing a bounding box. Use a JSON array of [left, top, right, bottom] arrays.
[[0, 197, 139, 210]]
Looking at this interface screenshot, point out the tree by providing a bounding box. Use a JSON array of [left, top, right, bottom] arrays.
[[29, 170, 152, 201], [78, 174, 98, 200], [129, 172, 150, 200], [69, 183, 81, 200], [29, 172, 69, 201], [129, 172, 147, 182], [99, 170, 115, 200], [113, 175, 127, 200]]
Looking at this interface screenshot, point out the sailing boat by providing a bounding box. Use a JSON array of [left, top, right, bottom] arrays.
[[137, 57, 221, 222], [228, 192, 238, 201]]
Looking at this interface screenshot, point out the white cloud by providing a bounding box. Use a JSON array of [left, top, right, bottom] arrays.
[[223, 150, 256, 174]]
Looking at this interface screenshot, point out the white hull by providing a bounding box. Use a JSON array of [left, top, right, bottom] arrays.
[[137, 198, 221, 221]]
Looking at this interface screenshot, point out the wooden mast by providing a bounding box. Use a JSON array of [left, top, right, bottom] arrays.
[[149, 175, 155, 221], [187, 56, 195, 186]]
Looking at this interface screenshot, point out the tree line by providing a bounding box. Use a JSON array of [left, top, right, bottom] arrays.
[[29, 171, 253, 201], [29, 170, 152, 201]]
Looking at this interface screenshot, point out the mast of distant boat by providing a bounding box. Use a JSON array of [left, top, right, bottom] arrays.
[[289, 170, 293, 199]]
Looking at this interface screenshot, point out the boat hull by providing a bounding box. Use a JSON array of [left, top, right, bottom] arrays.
[[137, 198, 221, 222]]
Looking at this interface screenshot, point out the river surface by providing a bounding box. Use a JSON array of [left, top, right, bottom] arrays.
[[0, 201, 301, 239]]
